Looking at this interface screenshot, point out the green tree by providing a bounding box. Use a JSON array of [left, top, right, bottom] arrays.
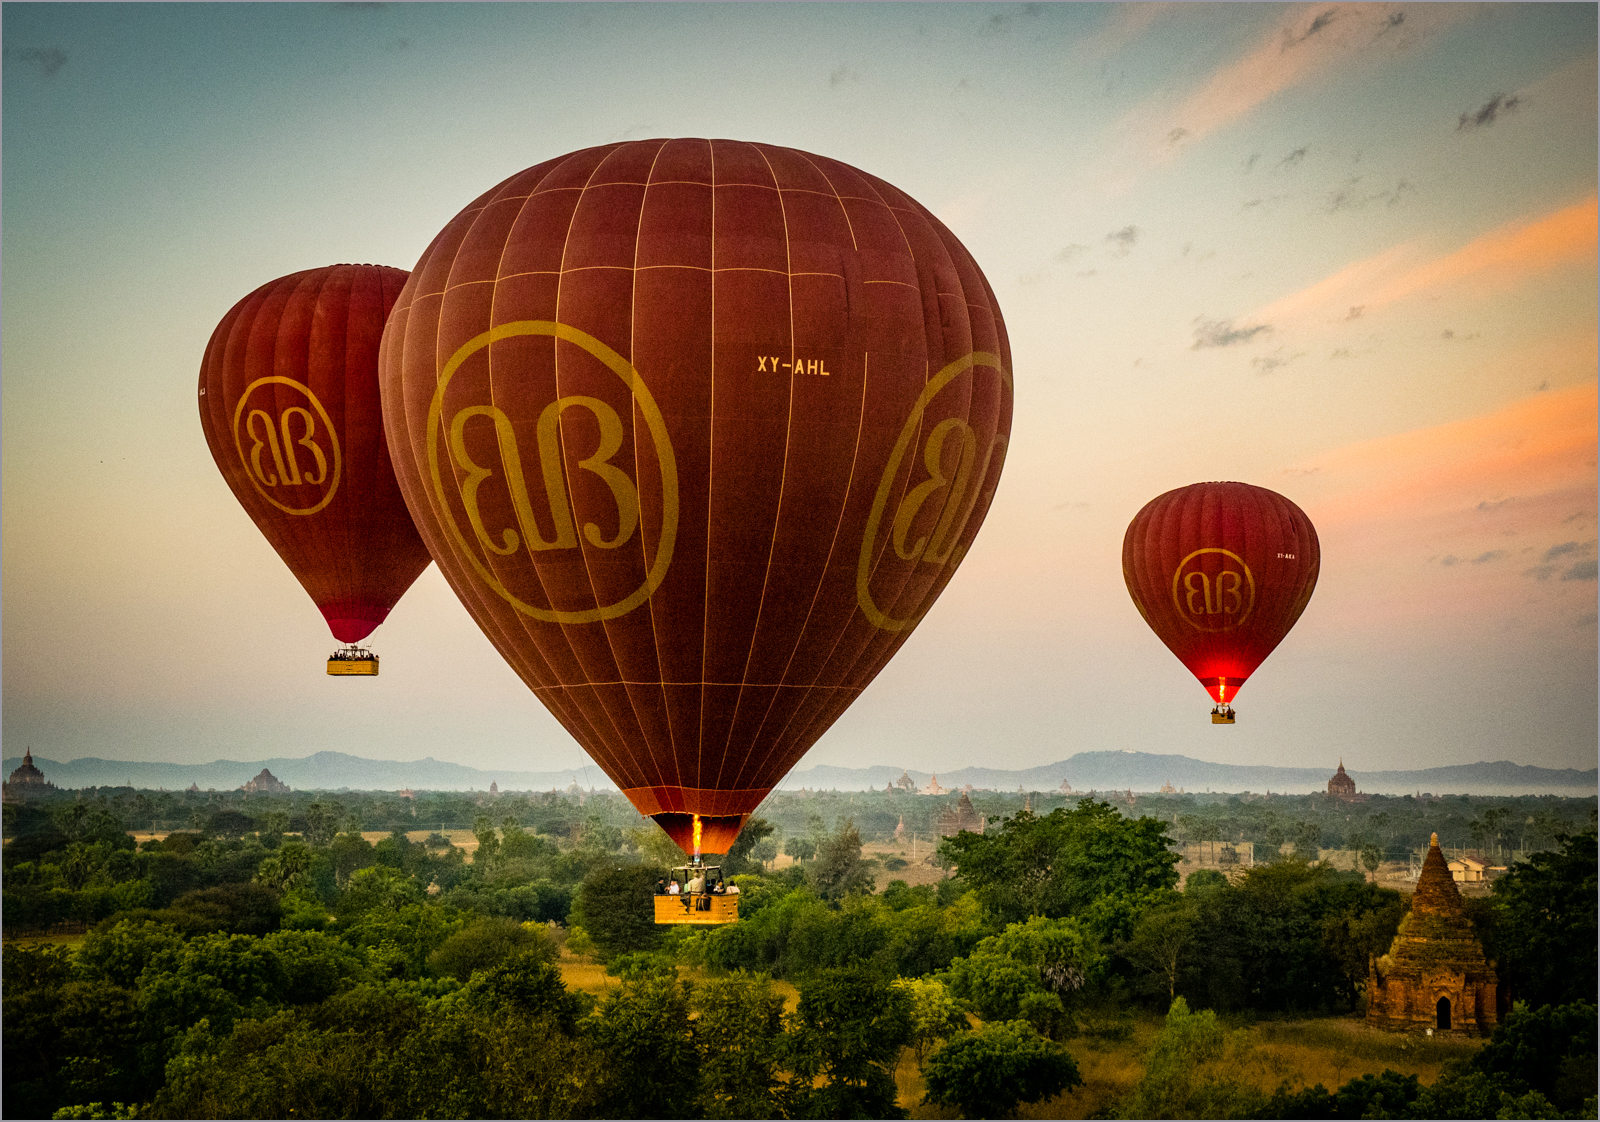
[[1125, 899, 1200, 1001], [461, 948, 593, 1034], [204, 809, 256, 841], [693, 972, 790, 1119], [3, 945, 142, 1119], [722, 816, 775, 877], [51, 803, 129, 848], [570, 862, 667, 960], [586, 969, 698, 1119], [336, 864, 424, 919], [253, 839, 314, 893], [893, 976, 969, 1062], [76, 919, 185, 989], [786, 966, 913, 1119], [327, 831, 376, 887], [302, 802, 339, 848], [807, 819, 874, 904], [922, 1020, 1081, 1119], [427, 916, 554, 981], [1117, 998, 1265, 1119], [260, 810, 291, 848], [1487, 827, 1597, 1008], [1469, 1000, 1598, 1114], [942, 916, 1100, 1037], [784, 835, 816, 863], [1360, 842, 1383, 881], [939, 800, 1178, 924], [163, 882, 283, 936], [1263, 1069, 1423, 1119]]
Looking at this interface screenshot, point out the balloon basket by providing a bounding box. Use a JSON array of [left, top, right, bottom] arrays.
[[328, 645, 379, 676], [1211, 706, 1235, 724]]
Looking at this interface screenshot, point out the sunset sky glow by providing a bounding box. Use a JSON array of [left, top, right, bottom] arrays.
[[4, 3, 1595, 779]]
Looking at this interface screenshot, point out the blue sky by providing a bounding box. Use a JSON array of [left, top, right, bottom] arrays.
[[4, 3, 1595, 777]]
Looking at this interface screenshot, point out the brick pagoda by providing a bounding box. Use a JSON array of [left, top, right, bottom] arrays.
[[1366, 832, 1499, 1035]]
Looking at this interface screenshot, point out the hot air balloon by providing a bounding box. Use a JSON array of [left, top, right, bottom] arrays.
[[1122, 482, 1319, 722], [381, 139, 1011, 856], [199, 264, 433, 674]]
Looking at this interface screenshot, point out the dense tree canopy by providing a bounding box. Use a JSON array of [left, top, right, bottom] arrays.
[[939, 800, 1180, 923], [2, 782, 1592, 1119]]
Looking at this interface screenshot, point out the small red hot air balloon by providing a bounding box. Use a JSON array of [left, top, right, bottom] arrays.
[[381, 139, 1012, 854], [199, 264, 433, 673], [1122, 482, 1319, 722]]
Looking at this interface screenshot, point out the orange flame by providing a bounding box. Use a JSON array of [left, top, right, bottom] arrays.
[[692, 814, 702, 859]]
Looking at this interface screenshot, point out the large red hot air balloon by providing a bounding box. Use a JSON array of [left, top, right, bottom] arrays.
[[199, 265, 433, 670], [381, 139, 1012, 853], [1122, 482, 1319, 722]]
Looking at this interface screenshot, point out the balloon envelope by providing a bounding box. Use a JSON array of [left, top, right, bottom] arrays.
[[381, 139, 1012, 853], [1122, 481, 1319, 706], [199, 265, 432, 645]]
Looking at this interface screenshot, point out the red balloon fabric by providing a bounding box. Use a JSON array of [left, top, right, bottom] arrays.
[[1122, 482, 1320, 706], [199, 265, 433, 645], [380, 139, 1012, 853]]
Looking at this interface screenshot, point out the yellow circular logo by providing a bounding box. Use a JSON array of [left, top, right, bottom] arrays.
[[425, 321, 679, 625], [1171, 548, 1256, 631], [857, 351, 1010, 632], [231, 376, 342, 516]]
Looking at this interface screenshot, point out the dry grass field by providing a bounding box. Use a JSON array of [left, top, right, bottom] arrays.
[[861, 839, 952, 891], [902, 1011, 1484, 1119], [2, 930, 89, 950], [555, 952, 803, 1011]]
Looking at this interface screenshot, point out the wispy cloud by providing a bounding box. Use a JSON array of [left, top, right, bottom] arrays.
[[1293, 384, 1597, 538], [1089, 4, 1469, 193], [1249, 196, 1598, 327], [1325, 177, 1413, 213], [1292, 385, 1597, 628], [1562, 560, 1598, 582], [1544, 540, 1590, 562], [1105, 225, 1140, 255], [1192, 318, 1271, 349], [1457, 92, 1521, 132], [1252, 350, 1305, 374], [13, 47, 67, 78], [1123, 5, 1461, 162]]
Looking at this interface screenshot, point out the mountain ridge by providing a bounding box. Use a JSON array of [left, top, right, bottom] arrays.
[[4, 749, 1594, 796]]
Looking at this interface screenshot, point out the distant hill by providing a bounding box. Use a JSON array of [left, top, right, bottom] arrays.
[[0, 751, 608, 793], [4, 748, 1593, 797], [778, 751, 1598, 797]]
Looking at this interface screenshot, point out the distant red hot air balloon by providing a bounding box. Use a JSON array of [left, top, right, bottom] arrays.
[[199, 265, 433, 670], [1122, 482, 1319, 722], [381, 139, 1012, 854]]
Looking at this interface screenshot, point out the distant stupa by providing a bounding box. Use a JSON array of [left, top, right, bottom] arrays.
[[2, 749, 57, 803], [239, 768, 291, 795]]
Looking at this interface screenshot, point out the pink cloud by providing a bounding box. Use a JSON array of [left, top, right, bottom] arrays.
[[1251, 196, 1598, 328], [1288, 384, 1598, 630]]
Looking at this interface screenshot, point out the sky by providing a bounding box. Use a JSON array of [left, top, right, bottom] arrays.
[[4, 2, 1596, 781]]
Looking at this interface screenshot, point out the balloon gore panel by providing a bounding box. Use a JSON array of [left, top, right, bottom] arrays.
[[381, 140, 1013, 852]]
